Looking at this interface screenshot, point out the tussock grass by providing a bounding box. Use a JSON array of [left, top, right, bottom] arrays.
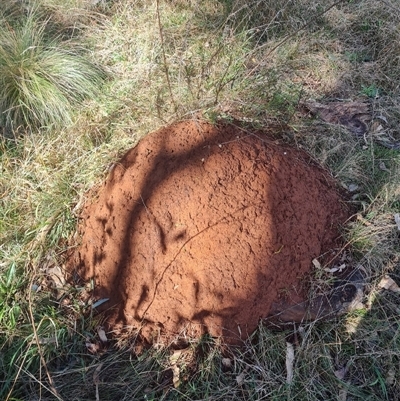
[[1, 0, 400, 399], [0, 1, 105, 134]]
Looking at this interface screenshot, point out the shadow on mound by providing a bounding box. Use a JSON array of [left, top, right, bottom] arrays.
[[66, 119, 354, 344]]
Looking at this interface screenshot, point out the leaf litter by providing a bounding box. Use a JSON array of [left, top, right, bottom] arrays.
[[378, 275, 400, 293], [303, 100, 400, 149]]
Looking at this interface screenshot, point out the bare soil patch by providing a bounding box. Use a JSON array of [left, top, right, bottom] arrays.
[[67, 120, 352, 344]]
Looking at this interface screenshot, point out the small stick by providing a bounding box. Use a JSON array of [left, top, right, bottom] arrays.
[[156, 0, 178, 114]]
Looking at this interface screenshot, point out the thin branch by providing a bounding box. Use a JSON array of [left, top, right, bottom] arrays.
[[156, 0, 178, 114]]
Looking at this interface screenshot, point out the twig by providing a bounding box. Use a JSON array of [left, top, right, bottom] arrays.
[[156, 0, 178, 113], [214, 54, 233, 105]]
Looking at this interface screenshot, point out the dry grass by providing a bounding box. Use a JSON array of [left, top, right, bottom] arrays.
[[1, 0, 400, 399]]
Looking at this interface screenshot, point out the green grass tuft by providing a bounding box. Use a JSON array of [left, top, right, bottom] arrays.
[[0, 4, 106, 134]]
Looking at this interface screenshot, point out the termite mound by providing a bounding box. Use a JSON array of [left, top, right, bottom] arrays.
[[67, 120, 353, 344]]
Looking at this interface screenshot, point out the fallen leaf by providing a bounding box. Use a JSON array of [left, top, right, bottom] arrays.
[[222, 358, 232, 368], [236, 371, 246, 386], [312, 258, 321, 269], [376, 115, 388, 124], [394, 214, 400, 231], [286, 342, 295, 384], [92, 298, 109, 309], [86, 340, 100, 354], [378, 275, 400, 293], [386, 367, 395, 385], [339, 386, 348, 401], [304, 101, 370, 136], [171, 365, 180, 388], [97, 326, 108, 343], [324, 264, 346, 274], [379, 161, 390, 172], [334, 367, 346, 380], [346, 314, 363, 334], [370, 121, 385, 134], [46, 264, 66, 288], [347, 299, 365, 311], [169, 350, 183, 388]]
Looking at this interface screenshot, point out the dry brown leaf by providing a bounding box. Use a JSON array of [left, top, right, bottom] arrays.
[[394, 214, 400, 230], [378, 275, 400, 293], [370, 121, 385, 134], [334, 367, 346, 380], [286, 342, 295, 384], [304, 101, 370, 136], [312, 258, 321, 269], [236, 371, 246, 386], [169, 350, 183, 388], [222, 358, 232, 368], [171, 365, 180, 388], [339, 386, 348, 401], [379, 161, 390, 172], [86, 340, 100, 354], [97, 326, 108, 343], [324, 264, 346, 274], [46, 265, 66, 288], [348, 184, 359, 192], [346, 315, 363, 334], [386, 367, 395, 385]]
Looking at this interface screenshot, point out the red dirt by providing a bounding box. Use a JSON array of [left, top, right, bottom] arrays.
[[67, 120, 351, 344]]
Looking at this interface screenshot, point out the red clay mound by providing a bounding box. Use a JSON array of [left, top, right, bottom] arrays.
[[68, 120, 351, 344]]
